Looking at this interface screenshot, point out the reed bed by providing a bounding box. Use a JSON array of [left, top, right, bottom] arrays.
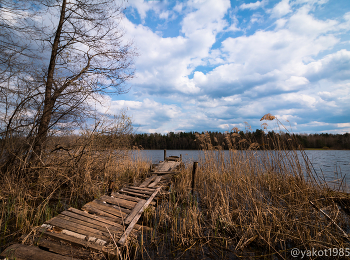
[[137, 131, 350, 259]]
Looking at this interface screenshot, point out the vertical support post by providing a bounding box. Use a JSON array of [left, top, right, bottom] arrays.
[[191, 162, 198, 195], [180, 154, 182, 161], [164, 149, 167, 161]]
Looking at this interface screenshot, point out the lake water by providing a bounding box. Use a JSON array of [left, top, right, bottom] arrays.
[[131, 149, 350, 191]]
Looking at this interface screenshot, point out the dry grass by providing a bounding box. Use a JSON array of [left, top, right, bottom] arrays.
[[136, 131, 350, 259], [0, 134, 151, 255], [1, 124, 350, 259]]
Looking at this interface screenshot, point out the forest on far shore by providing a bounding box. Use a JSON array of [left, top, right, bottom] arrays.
[[131, 131, 350, 150]]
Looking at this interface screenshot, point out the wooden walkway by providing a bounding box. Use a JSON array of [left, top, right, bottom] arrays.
[[1, 155, 183, 260]]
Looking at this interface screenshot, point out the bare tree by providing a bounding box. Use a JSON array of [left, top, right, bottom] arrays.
[[0, 0, 135, 169]]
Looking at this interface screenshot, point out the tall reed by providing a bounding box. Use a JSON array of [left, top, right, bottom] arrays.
[[137, 129, 350, 259]]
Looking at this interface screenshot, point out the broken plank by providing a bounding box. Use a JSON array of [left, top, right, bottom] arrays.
[[0, 244, 76, 260], [118, 187, 161, 246], [46, 217, 110, 242], [99, 195, 137, 210], [57, 214, 123, 237], [127, 186, 157, 192], [86, 200, 128, 218], [123, 187, 154, 195], [111, 192, 156, 206], [151, 171, 177, 175], [81, 204, 124, 223], [37, 228, 119, 257], [94, 199, 131, 214], [81, 204, 150, 232], [35, 238, 91, 259], [118, 189, 151, 199], [139, 174, 157, 188], [65, 208, 125, 230], [148, 176, 163, 188], [124, 200, 146, 225]]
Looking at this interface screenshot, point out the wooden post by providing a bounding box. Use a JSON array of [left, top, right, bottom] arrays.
[[180, 154, 182, 161], [191, 162, 198, 195], [164, 149, 167, 161]]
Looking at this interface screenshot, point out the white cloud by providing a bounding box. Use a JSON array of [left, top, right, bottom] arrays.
[[269, 0, 292, 18], [117, 0, 350, 134], [239, 0, 267, 10], [173, 2, 183, 13], [181, 0, 230, 36], [159, 11, 170, 19], [338, 123, 350, 128], [283, 76, 309, 90], [287, 5, 338, 36]]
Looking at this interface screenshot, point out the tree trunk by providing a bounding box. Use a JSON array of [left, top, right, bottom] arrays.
[[32, 0, 67, 162]]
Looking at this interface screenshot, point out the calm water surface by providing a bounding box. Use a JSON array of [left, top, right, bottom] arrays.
[[131, 149, 350, 191]]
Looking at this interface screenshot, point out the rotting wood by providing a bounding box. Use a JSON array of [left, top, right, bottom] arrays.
[[139, 174, 157, 188], [56, 213, 123, 236], [111, 191, 156, 206], [93, 199, 131, 214], [34, 238, 91, 259], [86, 200, 128, 219], [0, 244, 77, 260], [81, 204, 146, 231], [118, 189, 151, 199], [128, 186, 157, 192], [64, 208, 125, 230], [123, 187, 154, 195], [118, 187, 161, 246], [46, 217, 110, 242], [99, 195, 137, 209], [151, 171, 177, 175], [124, 200, 146, 225], [81, 203, 124, 222], [148, 176, 162, 188], [36, 227, 119, 257]]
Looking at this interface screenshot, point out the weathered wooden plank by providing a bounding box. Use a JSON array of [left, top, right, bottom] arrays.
[[0, 244, 76, 260], [57, 213, 123, 238], [66, 208, 125, 229], [155, 161, 180, 172], [148, 176, 162, 188], [81, 203, 124, 223], [124, 199, 146, 225], [86, 200, 128, 219], [127, 186, 157, 192], [94, 199, 131, 214], [80, 204, 149, 233], [36, 228, 119, 257], [139, 174, 157, 188], [118, 189, 151, 199], [118, 187, 161, 246], [100, 195, 137, 210], [46, 217, 110, 242], [35, 238, 91, 259], [151, 171, 177, 175], [123, 187, 154, 195], [111, 191, 156, 206]]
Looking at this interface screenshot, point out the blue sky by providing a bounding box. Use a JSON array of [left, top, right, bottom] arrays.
[[97, 0, 350, 134]]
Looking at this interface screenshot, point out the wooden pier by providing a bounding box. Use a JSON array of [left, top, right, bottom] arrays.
[[0, 154, 183, 260]]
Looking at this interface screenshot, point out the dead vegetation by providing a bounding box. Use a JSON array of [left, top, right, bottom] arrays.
[[137, 126, 350, 259]]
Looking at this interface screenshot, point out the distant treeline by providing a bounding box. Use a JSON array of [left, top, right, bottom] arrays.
[[132, 130, 350, 150]]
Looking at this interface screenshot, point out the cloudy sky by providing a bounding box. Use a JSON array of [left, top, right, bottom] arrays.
[[102, 0, 350, 134]]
